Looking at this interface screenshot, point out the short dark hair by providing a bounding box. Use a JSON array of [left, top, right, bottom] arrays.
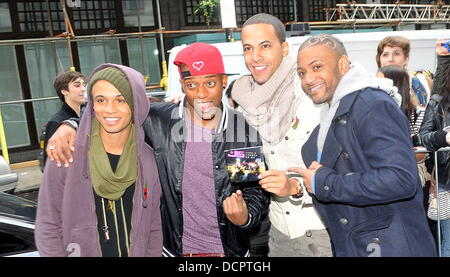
[[242, 13, 286, 43], [53, 71, 84, 102], [298, 34, 347, 57], [376, 36, 410, 68]]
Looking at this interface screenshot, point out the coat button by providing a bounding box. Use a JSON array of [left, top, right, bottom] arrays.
[[285, 136, 289, 140], [339, 218, 348, 225], [215, 165, 220, 169], [342, 152, 350, 159], [338, 117, 347, 125], [285, 211, 290, 215], [270, 151, 275, 154], [372, 237, 380, 244], [305, 230, 312, 237], [324, 186, 330, 191]]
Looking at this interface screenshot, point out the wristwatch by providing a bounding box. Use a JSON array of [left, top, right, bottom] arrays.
[[290, 177, 304, 199]]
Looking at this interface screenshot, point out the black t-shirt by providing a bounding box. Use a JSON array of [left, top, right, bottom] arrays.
[[93, 152, 135, 257]]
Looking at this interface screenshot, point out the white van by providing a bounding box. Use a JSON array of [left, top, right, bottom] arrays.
[[166, 29, 450, 97]]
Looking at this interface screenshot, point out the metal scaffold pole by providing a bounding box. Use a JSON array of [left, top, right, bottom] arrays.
[[60, 0, 76, 71], [155, 0, 168, 91]]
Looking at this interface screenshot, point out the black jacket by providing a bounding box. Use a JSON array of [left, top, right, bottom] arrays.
[[43, 102, 79, 167], [420, 55, 450, 185], [144, 101, 269, 257]]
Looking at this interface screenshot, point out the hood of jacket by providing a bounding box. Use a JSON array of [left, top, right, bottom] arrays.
[[77, 63, 150, 176]]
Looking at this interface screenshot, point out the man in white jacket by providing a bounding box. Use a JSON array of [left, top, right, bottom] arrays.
[[231, 13, 331, 256]]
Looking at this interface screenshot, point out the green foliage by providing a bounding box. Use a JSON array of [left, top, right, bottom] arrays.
[[194, 0, 219, 26]]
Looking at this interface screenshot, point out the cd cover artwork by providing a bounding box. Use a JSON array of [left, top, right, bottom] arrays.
[[224, 146, 266, 183]]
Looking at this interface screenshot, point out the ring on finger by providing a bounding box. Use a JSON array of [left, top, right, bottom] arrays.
[[48, 145, 56, 150]]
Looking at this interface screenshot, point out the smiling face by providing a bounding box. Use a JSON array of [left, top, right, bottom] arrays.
[[379, 46, 409, 68], [297, 44, 349, 105], [180, 65, 227, 128], [91, 80, 132, 136], [241, 23, 289, 85]]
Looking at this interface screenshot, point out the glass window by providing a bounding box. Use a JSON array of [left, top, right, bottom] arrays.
[[17, 0, 64, 33], [0, 3, 12, 32], [72, 0, 116, 31], [0, 46, 30, 149], [127, 37, 161, 85], [24, 43, 72, 137], [122, 0, 155, 27], [184, 0, 295, 25], [77, 40, 122, 76]]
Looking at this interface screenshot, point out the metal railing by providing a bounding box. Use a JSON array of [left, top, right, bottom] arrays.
[[416, 146, 450, 257]]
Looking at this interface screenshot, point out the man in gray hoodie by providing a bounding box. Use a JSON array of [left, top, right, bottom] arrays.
[[290, 34, 436, 257]]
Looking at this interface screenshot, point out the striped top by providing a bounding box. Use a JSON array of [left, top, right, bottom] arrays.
[[410, 107, 425, 137]]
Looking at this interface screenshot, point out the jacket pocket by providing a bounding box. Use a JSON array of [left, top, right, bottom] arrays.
[[348, 211, 395, 257], [68, 226, 100, 257]]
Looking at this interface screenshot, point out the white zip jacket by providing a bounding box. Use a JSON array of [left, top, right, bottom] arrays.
[[263, 74, 327, 239]]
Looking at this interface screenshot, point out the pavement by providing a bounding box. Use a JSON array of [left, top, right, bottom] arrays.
[[10, 160, 42, 193]]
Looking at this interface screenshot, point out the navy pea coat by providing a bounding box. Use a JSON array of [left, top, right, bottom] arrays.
[[302, 88, 436, 257]]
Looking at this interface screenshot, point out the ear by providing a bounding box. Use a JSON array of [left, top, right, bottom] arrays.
[[281, 41, 289, 57], [61, 89, 69, 96], [338, 55, 350, 76], [179, 79, 186, 94], [222, 75, 229, 89]]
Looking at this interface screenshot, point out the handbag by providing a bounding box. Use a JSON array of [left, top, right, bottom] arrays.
[[427, 191, 450, 221], [427, 166, 450, 221]]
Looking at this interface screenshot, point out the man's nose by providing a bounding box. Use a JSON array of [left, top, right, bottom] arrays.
[[252, 48, 263, 63], [197, 85, 209, 99], [105, 101, 117, 113], [304, 73, 315, 85]]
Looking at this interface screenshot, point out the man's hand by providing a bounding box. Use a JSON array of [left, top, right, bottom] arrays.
[[287, 161, 323, 194], [258, 169, 299, 197], [223, 190, 249, 226], [46, 124, 77, 168], [436, 38, 450, 56]]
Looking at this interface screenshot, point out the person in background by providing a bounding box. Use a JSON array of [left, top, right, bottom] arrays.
[[419, 39, 450, 257], [376, 35, 433, 199], [377, 65, 412, 120], [376, 35, 433, 108], [42, 71, 86, 168], [35, 64, 163, 257]]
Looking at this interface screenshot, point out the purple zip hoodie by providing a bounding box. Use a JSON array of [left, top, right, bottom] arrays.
[[35, 64, 163, 257]]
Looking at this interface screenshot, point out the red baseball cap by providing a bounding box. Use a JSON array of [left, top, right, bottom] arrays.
[[174, 42, 226, 79]]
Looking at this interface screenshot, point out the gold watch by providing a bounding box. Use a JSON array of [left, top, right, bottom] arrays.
[[291, 177, 303, 199]]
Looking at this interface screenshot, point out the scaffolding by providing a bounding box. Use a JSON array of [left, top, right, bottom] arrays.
[[326, 3, 450, 24]]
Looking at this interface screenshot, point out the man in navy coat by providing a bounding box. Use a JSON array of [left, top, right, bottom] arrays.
[[289, 34, 436, 257]]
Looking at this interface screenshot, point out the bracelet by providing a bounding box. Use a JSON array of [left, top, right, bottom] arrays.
[[290, 177, 304, 199]]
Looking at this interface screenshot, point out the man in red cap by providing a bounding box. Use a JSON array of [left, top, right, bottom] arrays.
[[45, 42, 269, 257]]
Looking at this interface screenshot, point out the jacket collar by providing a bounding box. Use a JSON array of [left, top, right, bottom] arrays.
[[333, 90, 359, 120], [177, 97, 229, 133], [62, 102, 80, 118]]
